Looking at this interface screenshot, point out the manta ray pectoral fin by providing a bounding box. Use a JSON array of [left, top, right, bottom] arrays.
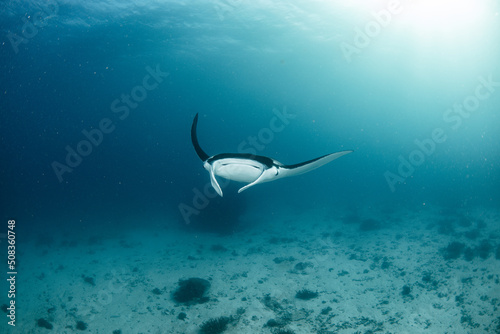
[[209, 166, 223, 197], [280, 150, 353, 178], [191, 113, 210, 161]]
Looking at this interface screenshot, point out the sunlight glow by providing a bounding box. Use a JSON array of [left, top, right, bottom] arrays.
[[400, 0, 486, 37], [337, 0, 489, 38]]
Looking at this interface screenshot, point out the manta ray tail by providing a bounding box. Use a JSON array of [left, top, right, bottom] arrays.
[[191, 113, 209, 161]]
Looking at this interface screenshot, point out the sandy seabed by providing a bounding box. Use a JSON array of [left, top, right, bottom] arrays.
[[3, 206, 500, 334]]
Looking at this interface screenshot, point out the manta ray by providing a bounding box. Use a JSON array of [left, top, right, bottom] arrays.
[[191, 113, 352, 197]]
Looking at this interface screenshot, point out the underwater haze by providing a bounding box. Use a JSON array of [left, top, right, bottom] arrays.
[[1, 0, 500, 333]]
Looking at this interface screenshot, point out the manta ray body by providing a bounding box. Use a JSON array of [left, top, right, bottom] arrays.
[[191, 113, 352, 197]]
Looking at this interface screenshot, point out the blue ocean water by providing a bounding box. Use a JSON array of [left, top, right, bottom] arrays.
[[1, 0, 500, 333]]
